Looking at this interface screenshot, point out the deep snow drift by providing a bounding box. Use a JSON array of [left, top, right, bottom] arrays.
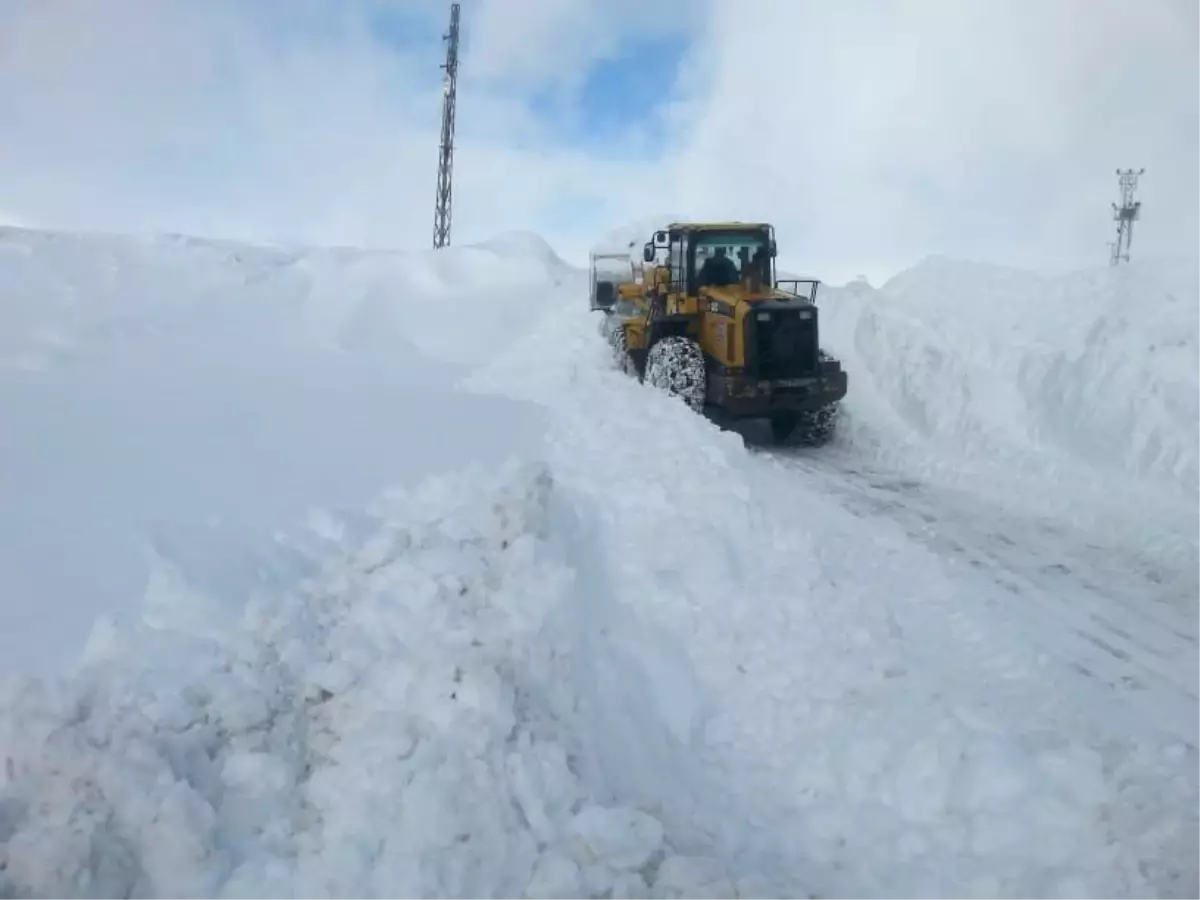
[[1, 462, 728, 898], [817, 255, 1199, 559], [0, 228, 559, 674], [0, 225, 1196, 898]]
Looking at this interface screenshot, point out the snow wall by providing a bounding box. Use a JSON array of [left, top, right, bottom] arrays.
[[0, 225, 1196, 898], [818, 255, 1199, 557]]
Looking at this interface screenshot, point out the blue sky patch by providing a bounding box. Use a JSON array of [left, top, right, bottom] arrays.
[[525, 32, 689, 160], [228, 0, 691, 162], [367, 2, 446, 60]]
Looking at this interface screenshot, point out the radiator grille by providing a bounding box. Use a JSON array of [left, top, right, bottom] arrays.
[[748, 309, 819, 378]]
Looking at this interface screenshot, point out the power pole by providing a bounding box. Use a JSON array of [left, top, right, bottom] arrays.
[[432, 3, 461, 249], [1109, 168, 1144, 266]]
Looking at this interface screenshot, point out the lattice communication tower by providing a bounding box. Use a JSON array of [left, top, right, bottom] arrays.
[[432, 3, 461, 249], [1109, 168, 1144, 266]]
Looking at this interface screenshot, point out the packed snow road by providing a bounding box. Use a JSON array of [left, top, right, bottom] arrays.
[[0, 228, 1195, 898], [804, 256, 1199, 755], [767, 445, 1198, 747]]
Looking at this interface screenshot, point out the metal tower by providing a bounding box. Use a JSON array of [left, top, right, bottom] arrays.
[[432, 3, 461, 249], [1109, 168, 1144, 266]]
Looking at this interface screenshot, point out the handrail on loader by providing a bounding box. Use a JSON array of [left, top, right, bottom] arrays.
[[774, 278, 821, 304]]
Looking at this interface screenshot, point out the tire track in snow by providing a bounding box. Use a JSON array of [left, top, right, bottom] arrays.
[[742, 449, 1093, 737], [767, 446, 1199, 747]]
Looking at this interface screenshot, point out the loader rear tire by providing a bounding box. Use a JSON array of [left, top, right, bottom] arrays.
[[609, 326, 637, 377], [645, 336, 706, 412]]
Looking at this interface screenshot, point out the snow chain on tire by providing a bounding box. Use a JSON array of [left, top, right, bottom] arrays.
[[608, 326, 636, 376], [799, 403, 838, 445], [644, 336, 706, 412]]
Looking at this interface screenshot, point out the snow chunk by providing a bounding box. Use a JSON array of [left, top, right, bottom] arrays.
[[527, 850, 584, 898], [653, 854, 734, 898], [565, 804, 665, 871], [958, 737, 1036, 810]]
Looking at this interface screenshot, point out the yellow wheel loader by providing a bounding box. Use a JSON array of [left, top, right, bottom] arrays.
[[597, 222, 848, 444]]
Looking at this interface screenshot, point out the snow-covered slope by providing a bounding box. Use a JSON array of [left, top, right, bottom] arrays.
[[0, 227, 1195, 898], [0, 227, 564, 674], [1, 461, 722, 898], [819, 256, 1199, 560]]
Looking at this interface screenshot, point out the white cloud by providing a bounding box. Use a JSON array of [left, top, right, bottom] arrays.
[[0, 0, 670, 258], [0, 0, 1194, 283], [462, 0, 696, 91], [669, 0, 1199, 283]]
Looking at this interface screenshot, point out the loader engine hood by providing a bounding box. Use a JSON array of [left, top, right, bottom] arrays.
[[700, 284, 804, 308]]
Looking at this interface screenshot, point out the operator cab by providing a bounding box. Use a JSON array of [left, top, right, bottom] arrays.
[[643, 223, 778, 295]]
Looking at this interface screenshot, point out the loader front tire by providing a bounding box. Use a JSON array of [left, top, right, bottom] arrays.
[[797, 403, 838, 446], [645, 336, 706, 412]]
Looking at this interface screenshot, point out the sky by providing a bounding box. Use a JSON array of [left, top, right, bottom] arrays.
[[0, 0, 1196, 285]]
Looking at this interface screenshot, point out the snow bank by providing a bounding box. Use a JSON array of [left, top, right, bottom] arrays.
[[819, 255, 1199, 544], [0, 461, 737, 898], [468, 281, 1199, 899], [0, 226, 570, 371], [1, 224, 1194, 898], [0, 226, 568, 674], [0, 227, 752, 897]]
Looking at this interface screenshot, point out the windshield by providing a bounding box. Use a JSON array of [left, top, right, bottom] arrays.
[[693, 230, 769, 286]]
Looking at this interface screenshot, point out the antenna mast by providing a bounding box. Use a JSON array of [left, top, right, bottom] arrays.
[[432, 3, 461, 249], [1109, 168, 1144, 266]]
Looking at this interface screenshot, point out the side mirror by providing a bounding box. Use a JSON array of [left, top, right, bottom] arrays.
[[653, 230, 669, 248], [643, 243, 655, 263], [769, 240, 777, 258]]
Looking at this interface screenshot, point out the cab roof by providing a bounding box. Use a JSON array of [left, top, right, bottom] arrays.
[[665, 221, 772, 232]]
